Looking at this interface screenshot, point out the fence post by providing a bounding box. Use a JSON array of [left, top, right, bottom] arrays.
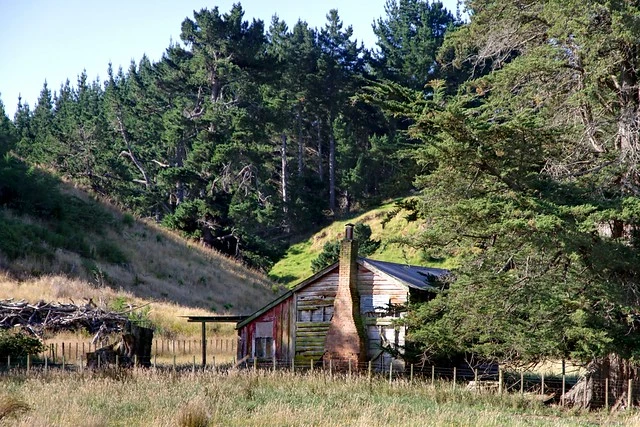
[[474, 369, 478, 392], [134, 354, 138, 369], [153, 354, 157, 369], [498, 369, 503, 395], [605, 378, 609, 410], [115, 355, 119, 370], [292, 358, 295, 373], [629, 379, 633, 410], [192, 355, 196, 374], [272, 355, 276, 372], [79, 356, 83, 373], [44, 356, 47, 372], [541, 373, 545, 396], [389, 362, 393, 384], [173, 355, 176, 371], [348, 359, 352, 377], [75, 342, 78, 361], [368, 360, 372, 383], [561, 375, 566, 406], [520, 371, 524, 395], [411, 364, 414, 383], [453, 367, 457, 390], [26, 354, 30, 373], [329, 359, 333, 378], [62, 355, 65, 371], [310, 359, 314, 373]]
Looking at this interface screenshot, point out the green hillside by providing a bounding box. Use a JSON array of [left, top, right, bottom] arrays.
[[268, 199, 456, 287], [0, 156, 279, 335]]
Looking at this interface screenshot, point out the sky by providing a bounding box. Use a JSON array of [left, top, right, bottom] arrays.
[[0, 0, 461, 119]]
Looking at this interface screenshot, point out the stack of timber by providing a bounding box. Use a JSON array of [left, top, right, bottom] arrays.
[[0, 299, 127, 336]]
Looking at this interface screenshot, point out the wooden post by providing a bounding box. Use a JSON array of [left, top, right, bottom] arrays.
[[79, 356, 83, 373], [629, 379, 633, 410], [310, 359, 314, 373], [201, 322, 207, 367], [97, 354, 101, 369], [348, 359, 352, 377], [155, 340, 158, 357], [368, 360, 372, 383], [605, 378, 609, 410], [212, 356, 216, 370], [254, 357, 257, 372], [75, 342, 78, 361], [154, 354, 157, 369], [273, 354, 276, 372], [583, 379, 587, 408], [291, 358, 295, 373], [62, 343, 65, 363], [474, 369, 478, 392], [82, 342, 85, 359], [55, 343, 58, 363], [62, 355, 65, 371], [561, 375, 566, 406], [26, 354, 30, 373], [541, 373, 545, 396], [453, 367, 457, 390], [520, 371, 524, 395], [115, 355, 119, 369], [192, 355, 196, 374], [389, 362, 393, 384], [431, 365, 435, 385], [44, 356, 47, 372], [134, 354, 138, 368], [329, 359, 333, 378], [173, 355, 176, 371], [411, 364, 414, 383], [498, 369, 503, 395]]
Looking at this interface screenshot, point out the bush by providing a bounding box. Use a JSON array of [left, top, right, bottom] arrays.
[[0, 330, 45, 360]]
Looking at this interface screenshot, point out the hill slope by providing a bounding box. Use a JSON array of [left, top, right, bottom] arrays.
[[269, 199, 456, 287], [0, 157, 278, 335]]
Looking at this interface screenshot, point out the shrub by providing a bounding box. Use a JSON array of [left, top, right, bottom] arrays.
[[0, 330, 45, 360]]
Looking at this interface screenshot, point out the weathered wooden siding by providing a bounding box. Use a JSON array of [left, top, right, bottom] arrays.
[[357, 265, 407, 369], [294, 269, 338, 363], [237, 296, 294, 362]]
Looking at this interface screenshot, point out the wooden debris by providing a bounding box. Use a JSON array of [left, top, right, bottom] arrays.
[[0, 299, 128, 336]]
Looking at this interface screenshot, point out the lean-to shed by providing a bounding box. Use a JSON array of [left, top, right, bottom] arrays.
[[236, 224, 448, 369]]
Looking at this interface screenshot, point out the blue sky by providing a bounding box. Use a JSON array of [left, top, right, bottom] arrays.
[[0, 0, 461, 119]]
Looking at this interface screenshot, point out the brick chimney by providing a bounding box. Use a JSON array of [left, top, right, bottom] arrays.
[[324, 224, 366, 367]]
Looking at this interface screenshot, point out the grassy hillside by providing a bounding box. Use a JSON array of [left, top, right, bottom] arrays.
[[0, 157, 279, 336], [269, 199, 457, 287]]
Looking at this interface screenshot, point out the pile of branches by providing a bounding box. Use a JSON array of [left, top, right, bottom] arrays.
[[0, 299, 128, 337]]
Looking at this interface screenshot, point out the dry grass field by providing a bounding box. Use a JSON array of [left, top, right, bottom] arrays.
[[0, 369, 635, 426]]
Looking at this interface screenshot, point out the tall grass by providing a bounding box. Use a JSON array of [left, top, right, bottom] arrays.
[[0, 369, 634, 426]]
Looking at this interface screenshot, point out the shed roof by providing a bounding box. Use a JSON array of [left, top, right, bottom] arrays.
[[359, 258, 449, 291]]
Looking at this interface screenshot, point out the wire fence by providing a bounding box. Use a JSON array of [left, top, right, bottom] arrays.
[[1, 352, 637, 410]]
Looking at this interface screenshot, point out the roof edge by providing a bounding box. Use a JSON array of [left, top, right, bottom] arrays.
[[236, 262, 340, 329]]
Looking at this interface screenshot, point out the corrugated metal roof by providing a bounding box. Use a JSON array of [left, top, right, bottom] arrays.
[[359, 258, 449, 290]]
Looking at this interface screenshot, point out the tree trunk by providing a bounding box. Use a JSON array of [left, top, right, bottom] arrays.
[[562, 354, 637, 410], [297, 107, 303, 177], [316, 118, 323, 181], [329, 119, 336, 213], [281, 132, 288, 207]]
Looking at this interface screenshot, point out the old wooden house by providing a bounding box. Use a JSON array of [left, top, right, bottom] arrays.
[[236, 224, 448, 369]]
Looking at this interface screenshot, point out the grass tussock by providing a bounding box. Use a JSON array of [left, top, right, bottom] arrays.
[[0, 369, 634, 426], [177, 401, 210, 427], [0, 395, 29, 420]]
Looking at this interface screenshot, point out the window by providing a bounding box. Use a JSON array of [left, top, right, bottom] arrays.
[[297, 306, 332, 322], [255, 337, 274, 359], [253, 321, 274, 359]]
